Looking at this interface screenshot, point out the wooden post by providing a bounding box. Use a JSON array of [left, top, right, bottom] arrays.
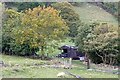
[[69, 58, 72, 69], [62, 57, 64, 65], [85, 53, 90, 69], [41, 46, 45, 60], [87, 58, 90, 69]]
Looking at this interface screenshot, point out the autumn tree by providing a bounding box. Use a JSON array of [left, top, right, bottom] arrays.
[[12, 6, 68, 59]]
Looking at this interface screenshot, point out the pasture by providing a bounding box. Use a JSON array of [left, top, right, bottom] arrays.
[[73, 3, 118, 26], [1, 54, 118, 78]]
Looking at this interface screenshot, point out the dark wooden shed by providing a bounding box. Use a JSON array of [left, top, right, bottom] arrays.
[[58, 45, 84, 58]]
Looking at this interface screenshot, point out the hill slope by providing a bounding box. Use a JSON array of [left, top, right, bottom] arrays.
[[73, 3, 118, 26]]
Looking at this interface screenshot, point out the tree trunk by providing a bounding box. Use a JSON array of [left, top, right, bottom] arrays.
[[41, 46, 45, 60], [85, 53, 90, 69], [87, 58, 90, 69], [95, 52, 105, 64], [46, 53, 49, 57], [109, 57, 112, 65], [104, 54, 107, 64]]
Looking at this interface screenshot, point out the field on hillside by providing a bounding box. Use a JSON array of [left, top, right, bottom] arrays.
[[1, 54, 118, 78], [73, 3, 118, 26]]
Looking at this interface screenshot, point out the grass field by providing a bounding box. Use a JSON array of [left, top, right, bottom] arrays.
[[1, 54, 118, 78], [73, 3, 118, 26]]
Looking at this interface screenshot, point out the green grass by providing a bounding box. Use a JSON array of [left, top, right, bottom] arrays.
[[1, 54, 118, 78], [69, 61, 118, 78], [73, 3, 118, 26]]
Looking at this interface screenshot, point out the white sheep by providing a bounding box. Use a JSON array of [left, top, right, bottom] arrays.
[[57, 72, 66, 78]]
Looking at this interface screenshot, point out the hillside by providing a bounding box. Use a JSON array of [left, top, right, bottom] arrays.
[[73, 3, 118, 26], [4, 2, 118, 27]]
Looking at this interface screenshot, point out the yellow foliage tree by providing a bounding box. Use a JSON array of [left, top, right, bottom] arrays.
[[12, 6, 69, 58]]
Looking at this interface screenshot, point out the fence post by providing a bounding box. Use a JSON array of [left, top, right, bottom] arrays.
[[69, 58, 72, 69]]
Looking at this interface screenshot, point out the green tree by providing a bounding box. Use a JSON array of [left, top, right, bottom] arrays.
[[17, 2, 54, 12], [2, 9, 21, 54], [17, 2, 44, 12], [102, 2, 118, 17], [76, 22, 119, 65], [52, 2, 81, 37]]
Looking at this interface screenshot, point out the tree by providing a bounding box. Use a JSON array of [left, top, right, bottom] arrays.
[[52, 2, 81, 37], [102, 2, 118, 17], [12, 6, 68, 59], [0, 2, 3, 53], [83, 23, 118, 65], [2, 9, 21, 54], [76, 22, 99, 51], [76, 22, 119, 65], [4, 2, 54, 12], [17, 2, 45, 12]]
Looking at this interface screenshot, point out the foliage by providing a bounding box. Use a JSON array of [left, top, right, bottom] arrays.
[[12, 6, 68, 57], [52, 2, 81, 37], [2, 9, 37, 56], [5, 2, 18, 7], [17, 2, 45, 12], [2, 9, 20, 54], [76, 22, 119, 65], [5, 2, 54, 12], [101, 2, 118, 17], [70, 2, 86, 7], [2, 6, 68, 57]]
